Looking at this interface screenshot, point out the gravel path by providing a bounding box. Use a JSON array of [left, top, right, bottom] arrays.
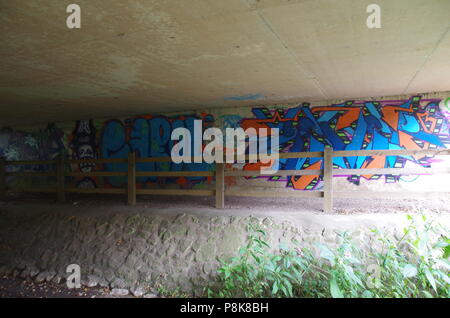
[[3, 192, 450, 215]]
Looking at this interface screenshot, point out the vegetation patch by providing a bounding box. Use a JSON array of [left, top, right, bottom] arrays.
[[206, 215, 450, 298]]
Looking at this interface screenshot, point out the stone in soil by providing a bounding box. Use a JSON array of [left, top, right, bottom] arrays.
[[110, 288, 129, 296]]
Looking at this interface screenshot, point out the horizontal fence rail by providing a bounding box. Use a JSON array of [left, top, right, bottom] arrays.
[[0, 148, 449, 211]]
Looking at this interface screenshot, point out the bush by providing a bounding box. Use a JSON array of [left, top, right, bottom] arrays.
[[206, 215, 450, 298]]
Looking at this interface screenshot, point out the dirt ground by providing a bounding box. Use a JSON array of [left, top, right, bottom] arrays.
[[2, 192, 449, 215], [0, 276, 113, 298]]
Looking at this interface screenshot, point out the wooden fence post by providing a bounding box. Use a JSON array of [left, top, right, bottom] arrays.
[[215, 162, 225, 209], [127, 151, 136, 205], [0, 158, 6, 200], [323, 147, 333, 213], [56, 155, 65, 202]]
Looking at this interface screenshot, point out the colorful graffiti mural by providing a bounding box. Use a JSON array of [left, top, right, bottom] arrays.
[[99, 113, 214, 187], [220, 115, 243, 129], [2, 95, 448, 192], [0, 124, 64, 164], [0, 124, 65, 187], [240, 96, 450, 190]]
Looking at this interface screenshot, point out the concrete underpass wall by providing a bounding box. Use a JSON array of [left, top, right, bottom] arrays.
[[2, 203, 448, 296], [0, 92, 449, 194]]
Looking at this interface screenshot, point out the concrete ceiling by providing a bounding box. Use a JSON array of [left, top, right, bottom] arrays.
[[1, 0, 450, 126]]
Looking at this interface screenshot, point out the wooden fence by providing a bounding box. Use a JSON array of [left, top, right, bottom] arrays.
[[0, 148, 449, 212]]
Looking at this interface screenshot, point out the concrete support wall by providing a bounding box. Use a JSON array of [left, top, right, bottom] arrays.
[[0, 93, 449, 193]]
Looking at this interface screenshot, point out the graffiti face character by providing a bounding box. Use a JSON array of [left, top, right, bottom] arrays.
[[77, 144, 95, 172], [70, 120, 98, 187]]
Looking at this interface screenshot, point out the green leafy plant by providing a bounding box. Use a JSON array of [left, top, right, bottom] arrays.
[[206, 215, 449, 298], [206, 223, 312, 298], [314, 231, 366, 298], [368, 215, 450, 298]]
